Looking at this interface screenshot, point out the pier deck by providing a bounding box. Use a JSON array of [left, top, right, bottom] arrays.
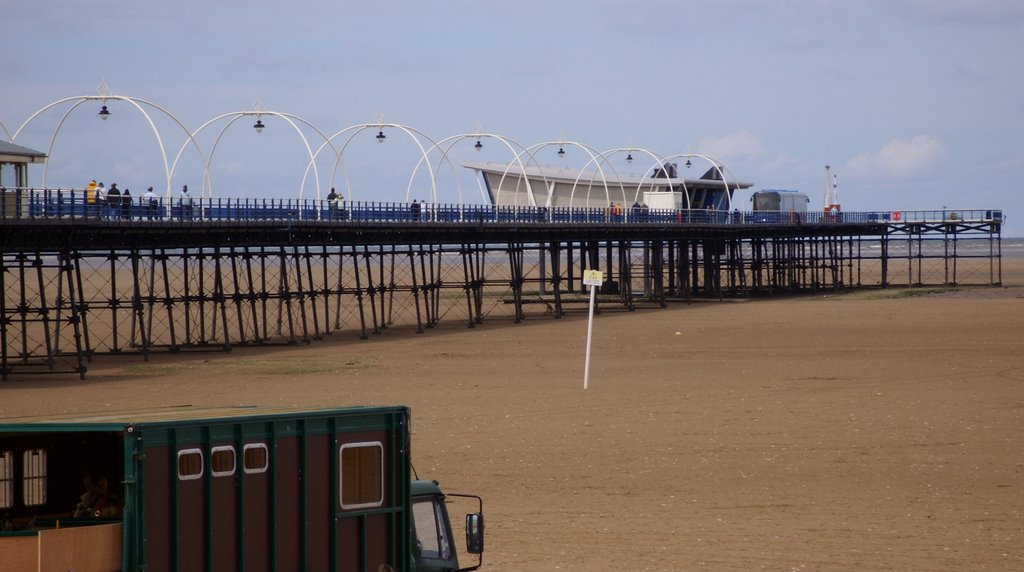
[[0, 196, 1003, 380]]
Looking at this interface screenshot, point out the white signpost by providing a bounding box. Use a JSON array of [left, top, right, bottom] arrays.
[[582, 269, 603, 389]]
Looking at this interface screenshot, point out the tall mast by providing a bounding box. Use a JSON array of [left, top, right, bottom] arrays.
[[824, 164, 840, 211]]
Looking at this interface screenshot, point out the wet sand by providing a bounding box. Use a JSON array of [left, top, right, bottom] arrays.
[[1, 260, 1022, 570]]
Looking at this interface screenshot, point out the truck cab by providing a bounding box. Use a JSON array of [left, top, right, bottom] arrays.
[[411, 479, 485, 572], [749, 189, 810, 222], [0, 406, 486, 572]]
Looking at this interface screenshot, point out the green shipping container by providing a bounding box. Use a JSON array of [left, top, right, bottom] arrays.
[[0, 405, 446, 572]]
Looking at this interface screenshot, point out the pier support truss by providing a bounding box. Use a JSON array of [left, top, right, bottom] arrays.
[[1, 220, 1001, 379]]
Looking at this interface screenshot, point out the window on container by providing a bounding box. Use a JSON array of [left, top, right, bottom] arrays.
[[210, 446, 236, 477], [339, 442, 383, 509], [0, 451, 12, 509], [177, 449, 203, 481], [22, 449, 47, 506], [243, 443, 269, 474]]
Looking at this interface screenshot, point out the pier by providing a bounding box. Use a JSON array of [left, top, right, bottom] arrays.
[[0, 191, 1003, 380]]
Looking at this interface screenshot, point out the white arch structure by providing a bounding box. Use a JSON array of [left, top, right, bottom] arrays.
[[0, 119, 12, 141], [490, 143, 545, 207], [661, 152, 734, 211], [630, 148, 694, 209], [411, 132, 552, 205], [563, 150, 734, 210], [306, 122, 441, 203], [11, 85, 203, 196], [494, 140, 615, 207], [567, 147, 673, 208], [170, 110, 335, 200], [508, 140, 615, 207], [5, 87, 743, 210]]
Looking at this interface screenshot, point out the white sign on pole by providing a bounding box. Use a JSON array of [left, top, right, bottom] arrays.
[[582, 269, 603, 389]]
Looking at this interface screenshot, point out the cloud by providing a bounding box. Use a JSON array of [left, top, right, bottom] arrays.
[[996, 151, 1024, 171], [844, 135, 947, 180], [697, 130, 764, 162]]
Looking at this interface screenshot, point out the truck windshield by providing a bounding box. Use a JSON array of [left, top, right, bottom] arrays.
[[412, 497, 453, 560], [753, 192, 781, 211]]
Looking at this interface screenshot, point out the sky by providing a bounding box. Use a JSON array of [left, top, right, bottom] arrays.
[[3, 0, 1023, 235]]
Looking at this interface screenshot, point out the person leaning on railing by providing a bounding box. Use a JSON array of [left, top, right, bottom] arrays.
[[85, 179, 98, 216], [121, 189, 133, 220], [95, 182, 107, 215], [144, 187, 159, 220], [105, 183, 121, 219]]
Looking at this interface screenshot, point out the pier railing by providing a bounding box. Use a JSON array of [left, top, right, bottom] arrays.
[[0, 187, 1004, 226]]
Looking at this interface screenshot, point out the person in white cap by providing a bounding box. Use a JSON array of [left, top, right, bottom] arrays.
[[143, 187, 159, 220]]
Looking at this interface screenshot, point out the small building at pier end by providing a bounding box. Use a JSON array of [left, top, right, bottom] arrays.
[[0, 140, 47, 218]]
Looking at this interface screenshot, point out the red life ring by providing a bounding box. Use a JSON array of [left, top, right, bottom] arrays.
[[892, 211, 902, 222]]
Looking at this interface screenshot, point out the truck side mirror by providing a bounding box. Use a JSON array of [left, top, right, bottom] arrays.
[[465, 513, 484, 554]]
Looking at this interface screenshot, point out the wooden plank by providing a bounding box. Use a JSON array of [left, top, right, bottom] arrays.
[[0, 535, 38, 572], [37, 523, 122, 572]]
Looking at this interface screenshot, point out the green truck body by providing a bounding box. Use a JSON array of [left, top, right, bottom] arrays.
[[0, 405, 483, 572]]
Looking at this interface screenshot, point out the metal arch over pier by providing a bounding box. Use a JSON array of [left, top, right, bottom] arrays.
[[0, 203, 1002, 380], [11, 81, 204, 198]]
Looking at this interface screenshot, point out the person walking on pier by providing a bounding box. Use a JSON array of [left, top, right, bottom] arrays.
[[105, 183, 121, 219], [179, 185, 193, 220], [144, 187, 159, 220]]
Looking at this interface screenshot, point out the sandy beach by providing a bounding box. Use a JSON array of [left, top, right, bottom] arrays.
[[1, 257, 1021, 571]]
